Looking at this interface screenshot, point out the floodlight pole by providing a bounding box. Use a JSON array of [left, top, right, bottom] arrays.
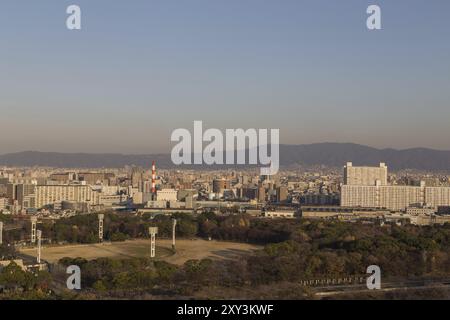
[[37, 230, 42, 264], [172, 219, 177, 251], [148, 227, 158, 258], [31, 217, 37, 244], [98, 214, 104, 243]]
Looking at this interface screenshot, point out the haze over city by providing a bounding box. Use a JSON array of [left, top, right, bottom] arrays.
[[1, 0, 450, 305], [1, 0, 450, 153]]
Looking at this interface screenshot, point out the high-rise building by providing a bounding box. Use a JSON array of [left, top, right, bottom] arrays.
[[16, 184, 36, 209], [140, 180, 152, 193], [240, 187, 258, 200], [277, 186, 288, 202], [131, 168, 143, 188], [258, 185, 266, 203], [34, 185, 94, 208], [50, 172, 78, 183], [238, 175, 249, 185], [6, 183, 16, 205], [79, 172, 111, 185], [344, 162, 387, 186], [341, 164, 450, 211], [212, 179, 230, 194]]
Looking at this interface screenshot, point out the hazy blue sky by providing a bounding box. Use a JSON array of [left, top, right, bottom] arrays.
[[1, 0, 449, 153]]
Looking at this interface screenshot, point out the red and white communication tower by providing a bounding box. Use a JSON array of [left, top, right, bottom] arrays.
[[151, 161, 156, 197]]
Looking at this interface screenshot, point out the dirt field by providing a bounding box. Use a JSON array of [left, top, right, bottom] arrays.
[[19, 239, 262, 265]]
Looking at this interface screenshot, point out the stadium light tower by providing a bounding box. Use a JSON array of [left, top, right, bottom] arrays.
[[36, 230, 42, 264], [30, 217, 37, 244], [98, 214, 104, 242], [0, 221, 3, 245], [172, 218, 177, 251], [148, 227, 158, 258]]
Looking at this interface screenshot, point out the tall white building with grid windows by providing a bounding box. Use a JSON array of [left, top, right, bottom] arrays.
[[341, 164, 450, 211], [35, 185, 95, 208], [344, 162, 387, 186]]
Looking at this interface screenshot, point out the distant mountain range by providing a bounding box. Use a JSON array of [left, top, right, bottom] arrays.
[[0, 143, 449, 171]]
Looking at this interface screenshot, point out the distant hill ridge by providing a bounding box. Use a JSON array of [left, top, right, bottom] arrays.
[[0, 143, 449, 171]]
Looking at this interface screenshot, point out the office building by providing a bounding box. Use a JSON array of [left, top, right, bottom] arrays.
[[276, 186, 288, 202]]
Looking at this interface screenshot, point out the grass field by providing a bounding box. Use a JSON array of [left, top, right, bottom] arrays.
[[19, 239, 262, 265]]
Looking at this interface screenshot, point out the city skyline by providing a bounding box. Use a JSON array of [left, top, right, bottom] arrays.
[[2, 1, 450, 304], [1, 0, 450, 153]]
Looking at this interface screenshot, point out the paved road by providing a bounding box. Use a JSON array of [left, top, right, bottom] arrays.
[[314, 278, 450, 297]]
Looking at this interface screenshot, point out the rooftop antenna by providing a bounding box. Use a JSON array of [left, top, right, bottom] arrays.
[[30, 217, 37, 244], [98, 214, 104, 243], [148, 227, 158, 258]]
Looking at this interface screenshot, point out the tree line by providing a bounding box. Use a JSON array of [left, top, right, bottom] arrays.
[[1, 213, 449, 299]]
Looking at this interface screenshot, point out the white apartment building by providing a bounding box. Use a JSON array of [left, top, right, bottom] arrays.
[[156, 189, 178, 202], [406, 206, 436, 216], [34, 185, 95, 208], [344, 162, 387, 186], [95, 194, 125, 207], [425, 186, 450, 207], [341, 176, 450, 211]]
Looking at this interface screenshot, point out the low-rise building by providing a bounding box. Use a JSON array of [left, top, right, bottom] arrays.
[[264, 210, 296, 219]]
